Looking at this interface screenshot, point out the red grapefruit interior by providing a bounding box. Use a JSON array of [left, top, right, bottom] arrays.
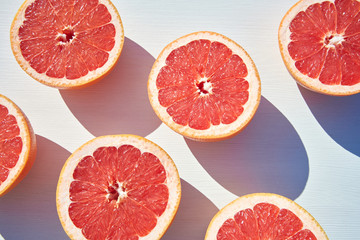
[[57, 135, 181, 240], [148, 32, 261, 141], [205, 193, 328, 240], [0, 94, 36, 196], [279, 0, 360, 95], [0, 105, 23, 189], [10, 0, 124, 89]]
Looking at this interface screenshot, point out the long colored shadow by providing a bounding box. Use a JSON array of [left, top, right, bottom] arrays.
[[162, 179, 218, 240], [186, 97, 309, 200], [0, 135, 70, 240], [0, 137, 217, 239], [60, 37, 161, 137], [299, 85, 360, 157]]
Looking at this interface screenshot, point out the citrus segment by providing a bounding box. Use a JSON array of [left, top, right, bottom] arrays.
[[148, 31, 261, 141], [254, 203, 279, 239], [57, 135, 181, 240], [288, 229, 317, 240], [205, 193, 328, 240], [234, 209, 258, 239], [11, 0, 124, 89], [279, 0, 360, 95], [0, 94, 36, 196]]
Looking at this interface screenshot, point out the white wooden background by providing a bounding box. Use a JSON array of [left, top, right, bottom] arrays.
[[1, 0, 359, 239]]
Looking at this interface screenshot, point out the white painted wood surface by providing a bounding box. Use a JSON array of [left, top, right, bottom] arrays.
[[0, 0, 359, 239]]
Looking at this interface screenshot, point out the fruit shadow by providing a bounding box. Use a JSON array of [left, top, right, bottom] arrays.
[[60, 37, 161, 137], [0, 136, 217, 239], [298, 85, 360, 157], [0, 135, 69, 240], [162, 179, 218, 240], [185, 96, 309, 200]]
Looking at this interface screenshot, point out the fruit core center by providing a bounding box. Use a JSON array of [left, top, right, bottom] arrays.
[[58, 28, 75, 43], [106, 182, 127, 202], [324, 34, 344, 47], [197, 78, 212, 95]]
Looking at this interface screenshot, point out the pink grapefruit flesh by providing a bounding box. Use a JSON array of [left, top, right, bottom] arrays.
[[19, 0, 115, 79], [148, 32, 261, 141], [205, 193, 328, 240], [57, 135, 181, 240], [289, 0, 360, 86], [0, 105, 23, 186], [279, 0, 360, 95], [69, 146, 169, 239], [157, 40, 249, 130], [217, 203, 314, 240], [11, 0, 124, 88], [0, 94, 36, 197]]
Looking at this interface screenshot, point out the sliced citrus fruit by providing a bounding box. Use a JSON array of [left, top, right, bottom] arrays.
[[279, 0, 360, 95], [10, 0, 124, 89], [0, 94, 36, 196], [205, 193, 328, 240], [148, 31, 261, 141], [56, 134, 181, 240]]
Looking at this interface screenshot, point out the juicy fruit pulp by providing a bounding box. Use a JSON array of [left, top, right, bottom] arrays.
[[0, 104, 22, 186], [288, 0, 360, 86], [157, 39, 249, 130], [18, 0, 116, 79], [217, 202, 316, 240], [68, 145, 169, 240]]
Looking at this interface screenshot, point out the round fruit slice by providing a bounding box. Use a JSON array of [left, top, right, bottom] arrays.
[[0, 94, 36, 196], [148, 31, 261, 141], [205, 193, 328, 240], [279, 0, 360, 95], [10, 0, 124, 89], [56, 134, 181, 240]]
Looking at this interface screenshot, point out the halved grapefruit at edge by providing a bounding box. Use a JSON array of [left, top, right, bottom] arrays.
[[279, 0, 360, 95], [10, 0, 124, 89], [0, 94, 36, 196], [205, 193, 328, 240]]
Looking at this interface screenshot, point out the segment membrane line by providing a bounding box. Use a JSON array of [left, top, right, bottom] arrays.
[[46, 0, 66, 28], [71, 3, 100, 29]]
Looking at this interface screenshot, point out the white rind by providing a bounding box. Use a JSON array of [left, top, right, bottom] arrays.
[[0, 95, 33, 195], [205, 193, 329, 240], [10, 0, 124, 89], [56, 134, 181, 240], [278, 0, 360, 95], [148, 31, 261, 141]]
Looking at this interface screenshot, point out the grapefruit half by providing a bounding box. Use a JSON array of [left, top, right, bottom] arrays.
[[0, 94, 36, 196], [279, 0, 360, 95], [148, 31, 261, 141], [10, 0, 124, 89], [56, 134, 181, 240], [205, 193, 328, 240]]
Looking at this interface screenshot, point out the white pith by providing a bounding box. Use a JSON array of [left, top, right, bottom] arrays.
[[57, 27, 75, 45], [56, 135, 181, 240], [0, 95, 32, 195], [10, 0, 124, 89], [205, 193, 329, 240], [105, 181, 128, 204], [325, 34, 344, 48], [148, 31, 261, 141], [198, 77, 213, 95], [278, 0, 360, 95], [57, 33, 69, 44]]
